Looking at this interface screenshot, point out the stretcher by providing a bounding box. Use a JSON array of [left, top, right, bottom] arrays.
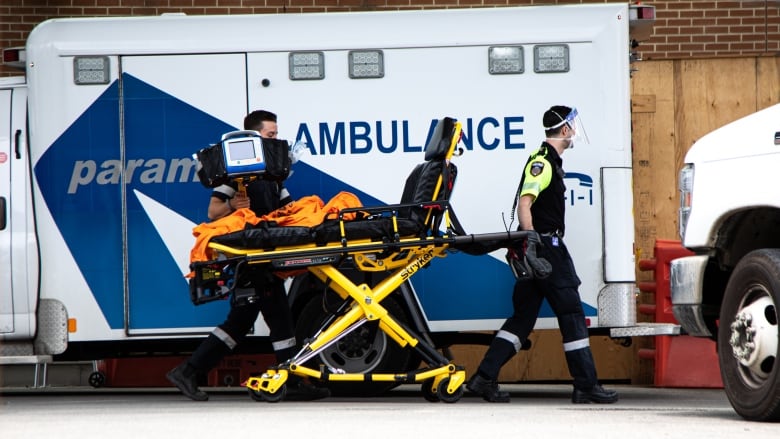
[[189, 117, 550, 402]]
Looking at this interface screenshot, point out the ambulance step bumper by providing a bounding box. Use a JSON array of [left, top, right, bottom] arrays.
[[609, 323, 681, 338]]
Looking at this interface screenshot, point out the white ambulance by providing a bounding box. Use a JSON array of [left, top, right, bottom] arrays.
[[0, 3, 665, 392]]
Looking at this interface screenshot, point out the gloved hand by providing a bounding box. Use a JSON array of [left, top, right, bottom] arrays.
[[289, 140, 307, 164], [505, 232, 552, 280], [523, 231, 552, 279], [505, 246, 531, 280]]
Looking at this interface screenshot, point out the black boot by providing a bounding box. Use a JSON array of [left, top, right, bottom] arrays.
[[565, 347, 617, 404], [166, 362, 208, 401], [168, 333, 232, 401], [466, 374, 510, 403], [572, 385, 618, 404]]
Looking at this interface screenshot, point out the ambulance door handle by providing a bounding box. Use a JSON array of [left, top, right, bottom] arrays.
[[14, 129, 21, 159], [0, 197, 6, 230]]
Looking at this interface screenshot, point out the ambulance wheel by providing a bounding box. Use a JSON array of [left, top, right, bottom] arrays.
[[295, 291, 412, 396], [421, 378, 440, 402], [436, 378, 463, 403], [248, 384, 287, 403], [718, 249, 780, 421], [88, 371, 106, 388]]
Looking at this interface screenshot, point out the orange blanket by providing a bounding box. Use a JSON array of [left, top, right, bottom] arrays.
[[188, 191, 363, 271]]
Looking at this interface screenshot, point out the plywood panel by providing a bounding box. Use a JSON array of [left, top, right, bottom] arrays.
[[630, 60, 676, 385], [631, 61, 676, 256], [450, 330, 633, 383], [676, 58, 758, 156], [757, 57, 780, 111]]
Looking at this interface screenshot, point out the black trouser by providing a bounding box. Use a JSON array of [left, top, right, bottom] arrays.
[[189, 272, 296, 374], [476, 236, 598, 390]]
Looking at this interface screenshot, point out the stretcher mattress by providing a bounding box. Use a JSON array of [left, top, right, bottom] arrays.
[[209, 216, 425, 250]]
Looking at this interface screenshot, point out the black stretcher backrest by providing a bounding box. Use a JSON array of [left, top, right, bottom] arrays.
[[424, 117, 456, 161], [398, 117, 458, 231]]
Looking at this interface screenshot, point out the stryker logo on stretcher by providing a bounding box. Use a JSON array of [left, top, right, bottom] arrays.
[[64, 115, 526, 194], [400, 249, 435, 281]]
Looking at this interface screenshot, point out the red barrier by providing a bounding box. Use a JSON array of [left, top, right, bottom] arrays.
[[637, 239, 723, 388], [95, 354, 275, 388]]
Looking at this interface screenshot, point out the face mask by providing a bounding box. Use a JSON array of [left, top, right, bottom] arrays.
[[545, 137, 574, 149], [546, 124, 576, 149]]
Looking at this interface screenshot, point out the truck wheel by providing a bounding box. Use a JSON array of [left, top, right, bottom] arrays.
[[718, 249, 780, 421], [295, 291, 412, 396]]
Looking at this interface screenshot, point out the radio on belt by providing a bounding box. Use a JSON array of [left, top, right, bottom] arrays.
[[222, 130, 267, 177]]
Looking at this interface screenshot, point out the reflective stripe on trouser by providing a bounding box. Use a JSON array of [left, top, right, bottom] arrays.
[[496, 330, 523, 352], [563, 337, 589, 352], [213, 326, 238, 350], [272, 337, 297, 352], [475, 329, 526, 379]]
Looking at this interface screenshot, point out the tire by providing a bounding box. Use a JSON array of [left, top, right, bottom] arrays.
[[248, 384, 287, 403], [295, 291, 412, 396], [88, 371, 106, 388], [421, 378, 440, 402], [718, 249, 780, 422], [436, 377, 463, 403]]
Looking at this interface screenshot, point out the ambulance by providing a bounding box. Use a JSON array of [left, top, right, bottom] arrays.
[[0, 3, 665, 392]]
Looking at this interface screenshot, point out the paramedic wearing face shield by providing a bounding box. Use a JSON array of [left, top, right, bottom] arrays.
[[467, 105, 618, 404], [167, 110, 329, 402]]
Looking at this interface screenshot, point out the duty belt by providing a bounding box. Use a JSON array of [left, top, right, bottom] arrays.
[[540, 230, 563, 238]]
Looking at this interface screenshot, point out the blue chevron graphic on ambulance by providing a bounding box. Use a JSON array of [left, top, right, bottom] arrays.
[[34, 73, 585, 331]]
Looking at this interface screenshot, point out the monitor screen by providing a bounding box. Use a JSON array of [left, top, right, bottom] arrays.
[[228, 139, 257, 161]]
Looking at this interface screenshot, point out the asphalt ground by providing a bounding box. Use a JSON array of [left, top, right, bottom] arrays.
[[1, 384, 774, 438]]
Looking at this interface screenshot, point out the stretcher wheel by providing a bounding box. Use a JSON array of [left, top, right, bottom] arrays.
[[248, 384, 287, 403], [421, 379, 439, 402], [436, 378, 463, 403], [295, 291, 413, 396]]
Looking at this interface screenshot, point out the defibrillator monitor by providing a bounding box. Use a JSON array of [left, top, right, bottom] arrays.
[[222, 130, 267, 176]]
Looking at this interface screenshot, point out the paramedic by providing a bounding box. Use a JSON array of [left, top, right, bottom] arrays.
[[466, 105, 618, 404], [166, 110, 329, 402]]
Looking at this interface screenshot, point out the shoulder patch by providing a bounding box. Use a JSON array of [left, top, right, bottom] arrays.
[[529, 161, 545, 177]]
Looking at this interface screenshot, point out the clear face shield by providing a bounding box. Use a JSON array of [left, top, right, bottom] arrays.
[[545, 107, 589, 149]]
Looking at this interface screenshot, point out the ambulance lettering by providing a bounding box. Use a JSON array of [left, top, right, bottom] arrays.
[[564, 172, 594, 206], [67, 157, 199, 194], [64, 116, 527, 195], [294, 116, 526, 156]]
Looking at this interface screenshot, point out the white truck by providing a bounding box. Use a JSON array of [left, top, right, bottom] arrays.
[[1, 3, 666, 393], [672, 103, 780, 421]]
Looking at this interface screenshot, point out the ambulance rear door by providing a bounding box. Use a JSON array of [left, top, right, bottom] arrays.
[[0, 81, 37, 339]]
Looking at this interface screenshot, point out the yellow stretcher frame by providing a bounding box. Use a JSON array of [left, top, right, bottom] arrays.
[[193, 119, 541, 402]]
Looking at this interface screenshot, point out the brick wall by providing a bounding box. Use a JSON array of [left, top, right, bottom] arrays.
[[1, 1, 779, 75], [649, 0, 779, 58]]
